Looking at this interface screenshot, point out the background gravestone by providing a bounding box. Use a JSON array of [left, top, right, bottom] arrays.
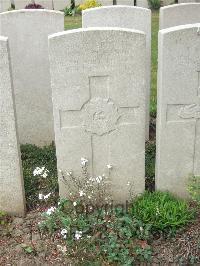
[[0, 10, 64, 146], [49, 28, 146, 203], [0, 0, 10, 12], [0, 36, 25, 216], [156, 24, 200, 198], [82, 6, 151, 140], [160, 3, 200, 30]]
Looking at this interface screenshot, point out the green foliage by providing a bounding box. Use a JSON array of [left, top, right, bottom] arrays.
[[148, 0, 160, 9], [21, 144, 58, 209], [40, 199, 152, 265], [145, 142, 156, 191], [188, 176, 200, 205], [0, 211, 10, 226], [131, 191, 194, 235]]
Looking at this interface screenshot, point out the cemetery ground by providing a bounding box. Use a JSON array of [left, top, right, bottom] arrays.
[[0, 11, 200, 266]]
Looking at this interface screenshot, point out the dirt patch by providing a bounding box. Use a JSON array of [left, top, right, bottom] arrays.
[[0, 208, 199, 265]]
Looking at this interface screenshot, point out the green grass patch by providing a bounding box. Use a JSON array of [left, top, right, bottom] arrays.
[[21, 144, 58, 209], [131, 191, 195, 235]]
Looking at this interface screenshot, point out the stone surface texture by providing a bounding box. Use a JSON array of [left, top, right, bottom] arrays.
[[82, 6, 151, 140], [0, 10, 64, 146], [0, 36, 25, 216], [156, 24, 200, 198], [160, 3, 200, 30], [0, 0, 10, 12], [53, 0, 70, 11], [49, 28, 146, 203]]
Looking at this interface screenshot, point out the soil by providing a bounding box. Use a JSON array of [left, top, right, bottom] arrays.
[[0, 207, 199, 265]]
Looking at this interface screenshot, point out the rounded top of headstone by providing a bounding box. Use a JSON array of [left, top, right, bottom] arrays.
[[160, 2, 200, 11], [82, 5, 151, 15], [48, 27, 146, 41], [159, 23, 200, 35], [0, 9, 64, 17]]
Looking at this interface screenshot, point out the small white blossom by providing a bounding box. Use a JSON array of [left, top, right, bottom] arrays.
[[58, 201, 61, 206], [73, 202, 77, 206], [81, 157, 88, 166], [43, 192, 51, 200], [88, 195, 91, 199], [33, 167, 44, 176], [61, 229, 68, 239], [42, 171, 48, 178], [140, 226, 143, 232], [127, 182, 130, 186], [38, 193, 43, 200], [79, 190, 85, 197], [46, 206, 56, 215], [107, 164, 112, 169], [75, 231, 82, 240]]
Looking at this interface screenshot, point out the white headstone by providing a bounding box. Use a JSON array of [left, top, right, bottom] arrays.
[[53, 0, 70, 10], [156, 24, 200, 198], [0, 10, 64, 146], [136, 0, 149, 8], [117, 0, 134, 4], [15, 0, 53, 9], [0, 36, 26, 216], [160, 3, 200, 30], [82, 6, 151, 140], [0, 0, 10, 12], [178, 0, 198, 3], [49, 28, 146, 203]]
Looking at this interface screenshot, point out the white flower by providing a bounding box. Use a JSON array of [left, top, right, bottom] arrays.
[[73, 202, 77, 206], [46, 207, 56, 215], [81, 157, 88, 166], [107, 164, 112, 169], [43, 192, 51, 200], [61, 229, 68, 237], [58, 201, 61, 206], [127, 182, 130, 186], [140, 226, 143, 232], [38, 193, 43, 200], [33, 167, 44, 176], [79, 190, 85, 197], [75, 231, 82, 240], [88, 195, 91, 199], [96, 176, 102, 183], [42, 171, 48, 178]]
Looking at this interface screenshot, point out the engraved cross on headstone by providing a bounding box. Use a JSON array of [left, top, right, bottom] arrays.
[[59, 75, 140, 175], [167, 69, 200, 175]]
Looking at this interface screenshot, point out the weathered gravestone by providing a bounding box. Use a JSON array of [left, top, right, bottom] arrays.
[[53, 0, 70, 11], [49, 28, 146, 203], [117, 0, 134, 5], [160, 3, 200, 30], [82, 6, 151, 140], [0, 10, 64, 146], [0, 36, 25, 216], [0, 0, 10, 12], [156, 24, 200, 198]]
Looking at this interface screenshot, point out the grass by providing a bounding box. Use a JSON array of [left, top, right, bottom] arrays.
[[64, 12, 159, 116]]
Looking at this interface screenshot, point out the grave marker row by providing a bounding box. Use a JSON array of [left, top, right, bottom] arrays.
[[0, 5, 200, 215]]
